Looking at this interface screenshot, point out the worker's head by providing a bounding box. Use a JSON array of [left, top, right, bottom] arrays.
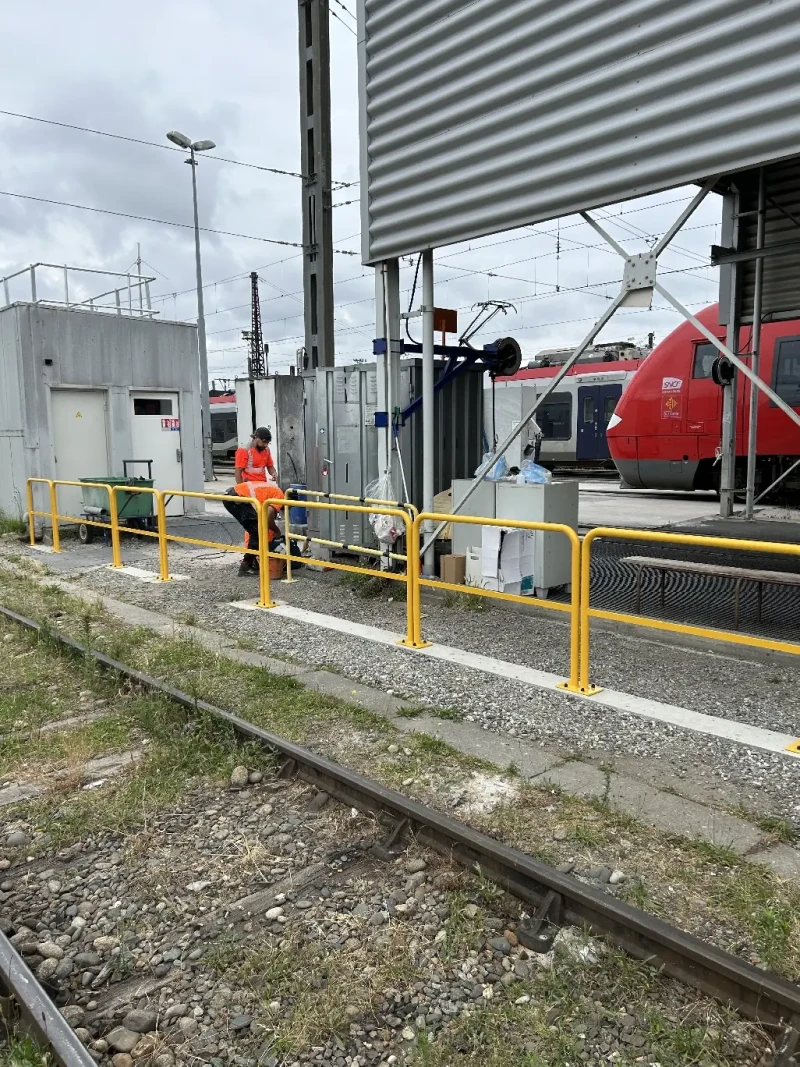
[[252, 427, 272, 451]]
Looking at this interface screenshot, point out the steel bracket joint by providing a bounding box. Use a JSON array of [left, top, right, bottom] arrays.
[[371, 817, 410, 861], [516, 889, 565, 953]]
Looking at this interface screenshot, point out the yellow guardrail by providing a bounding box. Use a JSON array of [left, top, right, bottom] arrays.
[[25, 479, 800, 698], [579, 526, 800, 694], [413, 512, 582, 692]]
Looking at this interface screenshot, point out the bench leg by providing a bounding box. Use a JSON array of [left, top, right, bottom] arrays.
[[734, 579, 741, 631]]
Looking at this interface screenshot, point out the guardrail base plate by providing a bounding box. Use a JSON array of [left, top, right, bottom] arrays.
[[557, 681, 604, 696]]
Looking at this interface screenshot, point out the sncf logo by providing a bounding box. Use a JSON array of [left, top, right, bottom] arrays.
[[662, 377, 682, 392]]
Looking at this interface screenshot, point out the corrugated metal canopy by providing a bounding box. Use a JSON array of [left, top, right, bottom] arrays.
[[358, 0, 800, 264]]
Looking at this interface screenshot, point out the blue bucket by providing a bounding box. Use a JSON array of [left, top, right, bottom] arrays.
[[288, 484, 308, 525]]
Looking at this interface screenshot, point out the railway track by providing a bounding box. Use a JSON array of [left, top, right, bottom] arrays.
[[1, 602, 799, 1067]]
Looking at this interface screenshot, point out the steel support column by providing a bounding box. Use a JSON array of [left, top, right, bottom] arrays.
[[745, 168, 767, 519], [374, 264, 389, 475], [421, 250, 435, 575], [718, 186, 742, 517], [299, 0, 334, 369], [385, 259, 402, 500]]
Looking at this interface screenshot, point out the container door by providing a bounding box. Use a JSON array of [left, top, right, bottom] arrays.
[[597, 384, 623, 460], [129, 393, 184, 516], [51, 389, 109, 521], [576, 386, 599, 461]]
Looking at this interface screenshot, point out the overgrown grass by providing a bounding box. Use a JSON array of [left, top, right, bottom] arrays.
[[0, 510, 27, 536], [1, 1034, 50, 1066], [442, 588, 489, 612]]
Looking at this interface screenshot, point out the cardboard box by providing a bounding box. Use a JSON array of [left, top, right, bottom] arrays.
[[440, 554, 466, 586]]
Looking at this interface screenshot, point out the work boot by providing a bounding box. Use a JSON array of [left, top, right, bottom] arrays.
[[238, 556, 254, 576]]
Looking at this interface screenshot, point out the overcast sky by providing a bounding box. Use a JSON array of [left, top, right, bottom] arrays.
[[0, 0, 723, 383]]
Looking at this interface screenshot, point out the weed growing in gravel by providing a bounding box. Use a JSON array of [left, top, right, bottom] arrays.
[[338, 569, 407, 601], [395, 707, 424, 719], [431, 706, 463, 722], [442, 589, 489, 612], [231, 929, 423, 1053], [2, 1034, 49, 1066]]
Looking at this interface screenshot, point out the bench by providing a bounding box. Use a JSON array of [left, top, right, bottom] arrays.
[[621, 555, 800, 630]]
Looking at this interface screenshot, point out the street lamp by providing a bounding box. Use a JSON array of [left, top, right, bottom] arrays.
[[167, 129, 216, 480]]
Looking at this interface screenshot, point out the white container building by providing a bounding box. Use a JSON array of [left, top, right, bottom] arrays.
[[0, 300, 204, 523]]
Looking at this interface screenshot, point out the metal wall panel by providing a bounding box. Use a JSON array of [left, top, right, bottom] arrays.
[[305, 359, 484, 546], [737, 161, 800, 323], [359, 0, 800, 263]]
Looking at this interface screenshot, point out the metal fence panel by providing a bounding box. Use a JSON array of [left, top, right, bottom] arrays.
[[359, 0, 800, 262]]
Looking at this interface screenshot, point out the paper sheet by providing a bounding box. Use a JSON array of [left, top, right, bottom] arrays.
[[481, 525, 502, 579]]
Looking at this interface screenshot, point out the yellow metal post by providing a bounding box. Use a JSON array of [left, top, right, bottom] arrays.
[[155, 491, 171, 582], [554, 529, 584, 695], [398, 516, 430, 649], [108, 487, 123, 569], [579, 530, 596, 694], [282, 501, 295, 583], [257, 501, 277, 609], [25, 480, 36, 546], [48, 480, 61, 553]]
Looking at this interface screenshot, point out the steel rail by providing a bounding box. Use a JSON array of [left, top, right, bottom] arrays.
[[0, 927, 95, 1067], [2, 603, 799, 1053]]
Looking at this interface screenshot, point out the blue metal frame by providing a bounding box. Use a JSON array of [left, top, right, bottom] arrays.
[[372, 339, 504, 425]]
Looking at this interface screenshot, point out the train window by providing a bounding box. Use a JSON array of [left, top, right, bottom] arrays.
[[603, 395, 617, 424], [583, 397, 595, 424], [537, 392, 572, 440], [211, 417, 226, 443], [773, 337, 800, 407], [692, 341, 721, 379], [226, 418, 237, 436]]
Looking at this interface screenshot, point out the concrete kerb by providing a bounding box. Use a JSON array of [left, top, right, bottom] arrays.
[[5, 562, 799, 881]]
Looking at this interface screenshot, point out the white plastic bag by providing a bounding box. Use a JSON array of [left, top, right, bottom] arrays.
[[516, 459, 552, 484], [365, 474, 400, 546], [477, 452, 509, 481]]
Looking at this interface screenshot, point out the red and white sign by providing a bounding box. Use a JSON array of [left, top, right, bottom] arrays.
[[661, 376, 683, 420], [161, 418, 180, 431]]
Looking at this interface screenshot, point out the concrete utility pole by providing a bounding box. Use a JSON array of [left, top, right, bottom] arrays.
[[299, 0, 335, 369]]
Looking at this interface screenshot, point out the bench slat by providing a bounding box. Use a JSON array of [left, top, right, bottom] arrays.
[[621, 556, 800, 586]]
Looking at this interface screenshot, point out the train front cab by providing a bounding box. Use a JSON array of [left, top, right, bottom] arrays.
[[607, 304, 800, 495]]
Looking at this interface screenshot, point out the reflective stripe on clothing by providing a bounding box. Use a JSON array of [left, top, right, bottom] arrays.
[[234, 446, 275, 482], [233, 482, 284, 504]]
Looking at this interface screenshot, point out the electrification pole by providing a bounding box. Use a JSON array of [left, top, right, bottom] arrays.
[[298, 0, 335, 369]]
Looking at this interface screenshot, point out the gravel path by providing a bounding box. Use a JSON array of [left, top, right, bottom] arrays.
[[63, 548, 800, 828]]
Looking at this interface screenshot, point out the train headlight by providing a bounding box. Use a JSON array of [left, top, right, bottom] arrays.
[[607, 413, 622, 430]]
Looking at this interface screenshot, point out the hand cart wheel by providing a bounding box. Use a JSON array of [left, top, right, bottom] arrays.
[[78, 522, 95, 545]]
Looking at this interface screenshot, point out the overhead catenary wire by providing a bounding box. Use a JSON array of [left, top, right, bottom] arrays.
[[0, 107, 356, 188], [0, 188, 359, 255]]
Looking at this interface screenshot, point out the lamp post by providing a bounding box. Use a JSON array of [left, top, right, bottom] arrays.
[[167, 130, 216, 480]]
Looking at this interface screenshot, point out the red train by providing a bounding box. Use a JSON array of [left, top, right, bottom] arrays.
[[607, 304, 800, 499]]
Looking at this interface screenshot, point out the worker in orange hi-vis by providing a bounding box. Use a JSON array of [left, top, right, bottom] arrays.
[[223, 427, 285, 576]]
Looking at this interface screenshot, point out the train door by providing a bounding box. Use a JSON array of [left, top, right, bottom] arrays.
[[577, 384, 623, 461]]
